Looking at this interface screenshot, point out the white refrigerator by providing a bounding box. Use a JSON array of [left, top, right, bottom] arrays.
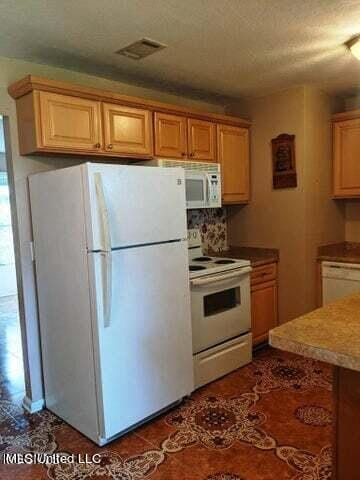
[[29, 163, 194, 445]]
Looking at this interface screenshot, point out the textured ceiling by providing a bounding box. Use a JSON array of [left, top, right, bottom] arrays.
[[0, 0, 360, 103]]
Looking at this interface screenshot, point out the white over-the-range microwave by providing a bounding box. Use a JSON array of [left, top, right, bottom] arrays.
[[138, 159, 221, 209]]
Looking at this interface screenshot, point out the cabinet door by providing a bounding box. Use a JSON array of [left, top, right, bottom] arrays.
[[102, 103, 153, 157], [217, 124, 250, 204], [251, 280, 277, 346], [188, 119, 216, 161], [334, 119, 360, 197], [38, 91, 102, 152], [154, 112, 187, 158]]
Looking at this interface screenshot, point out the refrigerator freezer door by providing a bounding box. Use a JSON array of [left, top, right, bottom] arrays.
[[83, 163, 187, 251], [89, 240, 194, 441]]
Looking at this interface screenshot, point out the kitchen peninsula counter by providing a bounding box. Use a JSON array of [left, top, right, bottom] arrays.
[[270, 294, 360, 480], [269, 294, 360, 371]]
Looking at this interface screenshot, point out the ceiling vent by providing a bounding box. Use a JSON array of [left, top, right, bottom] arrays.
[[115, 38, 167, 60]]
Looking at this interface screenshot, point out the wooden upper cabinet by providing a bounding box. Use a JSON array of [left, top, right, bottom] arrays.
[[333, 117, 360, 197], [155, 114, 216, 161], [217, 124, 250, 204], [154, 112, 187, 158], [27, 92, 102, 152], [9, 76, 251, 160], [102, 103, 153, 157], [188, 119, 216, 162]]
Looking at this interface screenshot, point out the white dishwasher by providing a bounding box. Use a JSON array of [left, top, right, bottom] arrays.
[[322, 261, 360, 305]]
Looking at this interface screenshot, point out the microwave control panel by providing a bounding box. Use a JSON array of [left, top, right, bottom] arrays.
[[209, 174, 220, 204]]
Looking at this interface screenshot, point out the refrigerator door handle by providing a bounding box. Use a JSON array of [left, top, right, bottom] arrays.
[[100, 251, 112, 328], [94, 173, 112, 328], [94, 173, 112, 252]]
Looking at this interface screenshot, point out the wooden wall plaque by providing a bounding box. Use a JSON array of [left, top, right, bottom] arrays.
[[271, 134, 297, 189]]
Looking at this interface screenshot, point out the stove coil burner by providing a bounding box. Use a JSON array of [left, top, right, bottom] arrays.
[[189, 265, 207, 271], [214, 259, 236, 264], [193, 256, 212, 262]]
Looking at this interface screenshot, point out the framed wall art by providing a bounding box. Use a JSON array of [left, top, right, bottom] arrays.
[[271, 133, 297, 189]]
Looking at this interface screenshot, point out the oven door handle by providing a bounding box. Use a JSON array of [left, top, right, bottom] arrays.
[[191, 267, 252, 287]]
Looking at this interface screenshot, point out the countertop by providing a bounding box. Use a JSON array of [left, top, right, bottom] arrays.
[[318, 242, 360, 264], [207, 246, 279, 267], [269, 293, 360, 372]]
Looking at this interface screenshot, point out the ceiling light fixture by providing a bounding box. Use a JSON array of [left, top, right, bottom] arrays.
[[347, 35, 360, 60]]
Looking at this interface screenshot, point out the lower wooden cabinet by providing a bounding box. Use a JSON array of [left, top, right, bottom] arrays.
[[251, 263, 278, 346]]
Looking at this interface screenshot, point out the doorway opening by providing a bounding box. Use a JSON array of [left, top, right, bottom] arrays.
[[0, 115, 25, 403]]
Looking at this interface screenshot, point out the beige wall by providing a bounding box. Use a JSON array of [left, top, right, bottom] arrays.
[[344, 95, 360, 111], [227, 87, 308, 324], [0, 55, 225, 407], [303, 87, 345, 309], [345, 201, 360, 241], [226, 86, 345, 324]]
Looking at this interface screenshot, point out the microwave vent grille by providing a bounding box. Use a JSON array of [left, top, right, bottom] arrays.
[[160, 159, 219, 173]]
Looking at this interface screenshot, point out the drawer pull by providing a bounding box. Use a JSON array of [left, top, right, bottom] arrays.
[[251, 264, 276, 285]]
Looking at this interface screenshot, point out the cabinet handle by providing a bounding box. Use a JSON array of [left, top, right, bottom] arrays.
[[189, 152, 194, 157], [107, 144, 113, 150], [94, 143, 101, 149], [181, 152, 186, 157]]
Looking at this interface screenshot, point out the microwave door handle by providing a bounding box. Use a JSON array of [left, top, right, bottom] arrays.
[[191, 267, 252, 286], [206, 175, 211, 203]]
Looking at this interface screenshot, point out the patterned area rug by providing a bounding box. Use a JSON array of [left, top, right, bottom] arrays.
[[0, 348, 333, 479]]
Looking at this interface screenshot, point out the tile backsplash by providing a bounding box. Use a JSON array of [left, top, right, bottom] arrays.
[[187, 208, 228, 252]]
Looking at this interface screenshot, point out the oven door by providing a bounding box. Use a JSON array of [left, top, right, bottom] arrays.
[[190, 267, 251, 354], [185, 172, 207, 209]]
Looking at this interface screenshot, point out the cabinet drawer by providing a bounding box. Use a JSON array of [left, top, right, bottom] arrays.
[[193, 334, 252, 388], [251, 263, 277, 286]]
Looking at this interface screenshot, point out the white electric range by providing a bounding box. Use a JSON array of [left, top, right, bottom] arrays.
[[188, 229, 253, 388]]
